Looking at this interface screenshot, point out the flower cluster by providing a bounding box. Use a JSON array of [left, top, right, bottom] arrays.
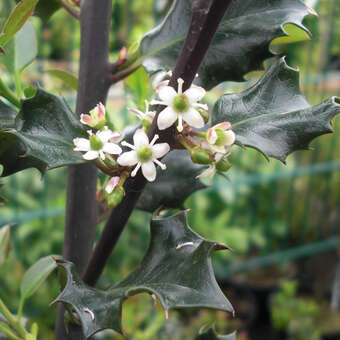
[[73, 77, 236, 207]]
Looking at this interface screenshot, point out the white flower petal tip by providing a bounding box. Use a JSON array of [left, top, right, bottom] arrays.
[[215, 122, 232, 130], [105, 176, 120, 194], [224, 130, 236, 146]]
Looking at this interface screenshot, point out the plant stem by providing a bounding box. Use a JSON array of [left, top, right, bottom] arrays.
[[54, 0, 112, 339], [82, 0, 233, 287], [0, 321, 21, 340], [0, 78, 20, 108], [60, 0, 80, 19], [0, 298, 26, 338]]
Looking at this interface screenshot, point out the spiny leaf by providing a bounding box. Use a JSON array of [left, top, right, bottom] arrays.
[[0, 0, 38, 48], [212, 58, 340, 162], [55, 211, 233, 338], [195, 326, 236, 340], [141, 0, 315, 89], [136, 150, 207, 212], [46, 69, 78, 91], [0, 89, 86, 176]]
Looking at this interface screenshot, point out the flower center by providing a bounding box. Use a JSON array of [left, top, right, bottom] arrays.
[[137, 146, 153, 162], [172, 94, 189, 113], [214, 129, 227, 146], [89, 135, 104, 150]]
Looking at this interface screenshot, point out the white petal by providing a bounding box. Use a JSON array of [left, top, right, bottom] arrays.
[[117, 150, 138, 166], [109, 131, 124, 143], [214, 122, 231, 131], [102, 143, 122, 155], [157, 106, 178, 130], [105, 176, 120, 194], [83, 150, 99, 160], [97, 128, 114, 143], [152, 143, 170, 159], [182, 107, 204, 129], [141, 161, 157, 182], [158, 86, 177, 105], [224, 130, 236, 146], [73, 138, 90, 151], [133, 129, 149, 149], [207, 128, 218, 145], [184, 86, 206, 104]]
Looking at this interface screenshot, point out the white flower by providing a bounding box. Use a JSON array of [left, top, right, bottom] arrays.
[[117, 129, 170, 182], [73, 127, 122, 160], [151, 78, 207, 132], [205, 122, 236, 153]]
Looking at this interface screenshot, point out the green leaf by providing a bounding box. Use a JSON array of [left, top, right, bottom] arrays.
[[0, 20, 38, 74], [34, 0, 61, 23], [195, 327, 236, 340], [141, 0, 314, 89], [136, 150, 207, 212], [0, 89, 86, 177], [212, 58, 340, 162], [20, 255, 58, 300], [46, 69, 78, 91], [0, 0, 38, 48], [0, 225, 12, 266], [55, 211, 233, 338]]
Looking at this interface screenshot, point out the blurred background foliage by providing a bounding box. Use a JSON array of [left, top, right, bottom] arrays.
[[1, 0, 340, 339]]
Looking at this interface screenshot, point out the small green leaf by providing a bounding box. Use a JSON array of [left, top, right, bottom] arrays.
[[141, 0, 314, 89], [0, 89, 86, 176], [20, 255, 58, 300], [0, 225, 12, 266], [195, 326, 236, 340], [55, 211, 233, 338], [46, 69, 78, 91], [0, 20, 38, 74], [0, 0, 38, 48], [136, 150, 207, 212], [212, 58, 340, 162]]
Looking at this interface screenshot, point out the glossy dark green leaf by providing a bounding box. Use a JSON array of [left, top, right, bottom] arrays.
[[136, 150, 207, 212], [0, 89, 86, 176], [55, 211, 233, 338], [141, 0, 314, 89], [34, 0, 61, 23], [0, 0, 38, 48], [212, 58, 340, 162], [195, 327, 236, 340]]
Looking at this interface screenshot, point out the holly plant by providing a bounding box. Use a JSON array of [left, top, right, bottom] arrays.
[[0, 0, 339, 339]]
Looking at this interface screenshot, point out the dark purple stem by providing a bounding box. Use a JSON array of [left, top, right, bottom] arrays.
[[82, 0, 233, 287]]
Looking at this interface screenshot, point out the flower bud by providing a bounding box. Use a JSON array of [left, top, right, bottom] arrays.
[[80, 103, 107, 129], [142, 118, 152, 131], [190, 147, 213, 165], [107, 186, 125, 208], [215, 157, 232, 172]]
